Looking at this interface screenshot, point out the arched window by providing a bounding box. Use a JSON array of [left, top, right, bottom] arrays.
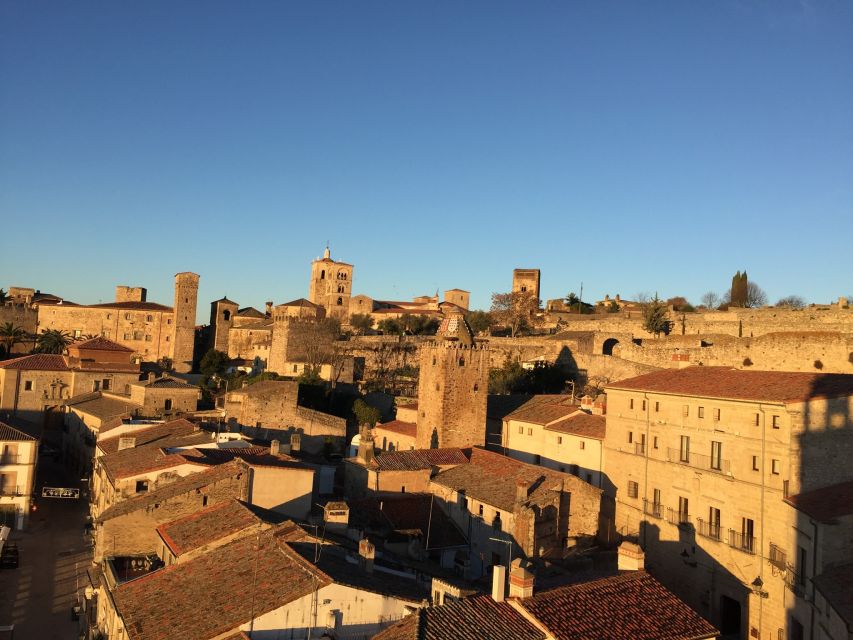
[[223, 310, 231, 321], [164, 399, 173, 411], [320, 270, 325, 280], [337, 297, 343, 305]]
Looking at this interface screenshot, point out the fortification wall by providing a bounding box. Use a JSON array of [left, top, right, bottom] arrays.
[[0, 304, 38, 353]]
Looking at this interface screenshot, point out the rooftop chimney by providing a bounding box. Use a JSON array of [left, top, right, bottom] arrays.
[[270, 440, 280, 456], [117, 436, 136, 451], [265, 301, 274, 317], [358, 538, 375, 574], [617, 541, 645, 571], [515, 479, 530, 504], [491, 565, 506, 602], [509, 558, 534, 599], [290, 432, 301, 453]]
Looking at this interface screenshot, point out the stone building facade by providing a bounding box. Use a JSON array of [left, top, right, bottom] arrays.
[[602, 367, 853, 640], [512, 269, 540, 301], [0, 422, 38, 530], [309, 246, 353, 320], [415, 314, 489, 449]]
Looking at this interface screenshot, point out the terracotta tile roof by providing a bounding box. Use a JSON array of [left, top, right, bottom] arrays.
[[375, 420, 417, 438], [608, 367, 853, 404], [279, 297, 321, 308], [96, 461, 245, 522], [132, 376, 198, 390], [812, 562, 853, 625], [65, 393, 141, 421], [232, 320, 272, 330], [98, 432, 213, 482], [544, 413, 606, 440], [349, 494, 467, 549], [506, 395, 581, 425], [431, 448, 593, 512], [373, 595, 544, 640], [112, 524, 330, 640], [71, 336, 134, 352], [521, 571, 717, 640], [0, 421, 37, 442], [784, 480, 853, 522], [156, 499, 268, 557], [0, 353, 69, 371], [236, 306, 265, 318], [372, 448, 470, 471], [287, 541, 429, 604], [193, 446, 312, 471], [98, 419, 199, 455], [88, 301, 173, 312]]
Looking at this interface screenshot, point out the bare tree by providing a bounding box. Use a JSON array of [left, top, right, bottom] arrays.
[[776, 295, 806, 309], [490, 291, 542, 338], [745, 282, 768, 308], [700, 291, 720, 309]]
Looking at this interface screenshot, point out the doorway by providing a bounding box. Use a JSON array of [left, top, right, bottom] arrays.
[[719, 595, 742, 638]]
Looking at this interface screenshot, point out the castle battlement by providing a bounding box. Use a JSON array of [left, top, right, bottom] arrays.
[[424, 341, 489, 351]]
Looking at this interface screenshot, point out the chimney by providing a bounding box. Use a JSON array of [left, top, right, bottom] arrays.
[[508, 559, 534, 599], [617, 541, 645, 571], [290, 432, 301, 453], [147, 371, 155, 382], [491, 565, 506, 602], [265, 301, 274, 317], [117, 436, 136, 451], [358, 538, 375, 574], [270, 440, 280, 456], [357, 426, 375, 466], [592, 394, 607, 416], [515, 479, 530, 504]]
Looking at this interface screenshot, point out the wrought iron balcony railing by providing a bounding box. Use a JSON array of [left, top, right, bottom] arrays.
[[643, 500, 663, 519], [727, 529, 756, 555], [696, 518, 721, 541], [667, 448, 731, 474]]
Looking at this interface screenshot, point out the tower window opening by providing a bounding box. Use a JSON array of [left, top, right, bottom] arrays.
[[321, 270, 325, 279]]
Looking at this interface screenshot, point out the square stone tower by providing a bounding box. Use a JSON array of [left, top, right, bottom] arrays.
[[415, 313, 489, 449], [512, 269, 540, 301], [209, 297, 239, 354], [172, 272, 199, 373], [308, 246, 353, 320]]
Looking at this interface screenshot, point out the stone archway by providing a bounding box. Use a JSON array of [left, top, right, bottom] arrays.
[[602, 338, 620, 356]]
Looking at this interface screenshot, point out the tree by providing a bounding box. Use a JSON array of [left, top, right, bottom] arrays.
[[641, 294, 671, 338], [199, 349, 230, 377], [465, 310, 493, 335], [0, 289, 7, 305], [745, 282, 768, 308], [352, 398, 381, 428], [730, 271, 748, 307], [0, 323, 28, 357], [349, 313, 374, 335], [488, 357, 567, 394], [606, 300, 620, 313], [700, 291, 720, 310], [35, 329, 71, 354], [776, 295, 806, 309], [377, 318, 403, 336], [666, 296, 694, 312], [490, 291, 542, 338]]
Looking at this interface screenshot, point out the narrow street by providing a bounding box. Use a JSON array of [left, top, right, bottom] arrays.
[[1, 432, 92, 640]]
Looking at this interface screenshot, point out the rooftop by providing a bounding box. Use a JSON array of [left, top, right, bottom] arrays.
[[370, 448, 470, 472], [522, 571, 718, 640], [0, 353, 69, 371], [65, 392, 141, 421], [607, 367, 853, 404], [88, 301, 173, 312], [544, 412, 606, 440], [349, 494, 468, 550], [111, 524, 329, 640], [784, 479, 853, 523], [131, 375, 198, 390], [431, 448, 594, 512], [0, 421, 37, 442], [374, 420, 417, 438], [506, 395, 582, 425], [71, 336, 135, 353], [98, 419, 199, 455]]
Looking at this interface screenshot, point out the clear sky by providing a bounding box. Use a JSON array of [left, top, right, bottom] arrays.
[[1, 1, 851, 320]]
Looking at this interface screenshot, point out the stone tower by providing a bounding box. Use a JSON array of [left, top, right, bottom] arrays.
[[415, 312, 489, 450], [512, 269, 540, 301], [172, 272, 200, 373], [308, 246, 353, 320], [209, 297, 238, 354]]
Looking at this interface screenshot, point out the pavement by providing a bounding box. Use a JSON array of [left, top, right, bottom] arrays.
[[0, 426, 92, 640]]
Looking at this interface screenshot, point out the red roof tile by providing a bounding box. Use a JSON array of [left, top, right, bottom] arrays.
[[71, 336, 134, 352], [88, 301, 173, 312], [608, 367, 853, 404], [545, 413, 606, 440], [350, 494, 468, 549], [156, 499, 271, 557], [784, 480, 853, 522], [0, 353, 69, 371], [375, 420, 417, 438], [506, 395, 581, 425], [522, 571, 718, 640], [98, 419, 198, 455], [0, 421, 37, 442], [372, 448, 470, 471]]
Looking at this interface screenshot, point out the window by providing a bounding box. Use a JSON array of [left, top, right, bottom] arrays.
[[797, 546, 807, 585], [653, 488, 661, 506], [24, 380, 33, 391], [492, 513, 502, 532], [202, 495, 208, 507], [679, 435, 690, 462], [106, 313, 111, 319], [698, 406, 705, 418], [164, 399, 172, 411], [678, 496, 689, 520], [641, 400, 646, 411], [713, 408, 721, 421], [579, 441, 585, 450], [103, 379, 111, 391], [654, 401, 660, 412], [293, 365, 298, 373], [627, 431, 633, 444], [93, 380, 101, 392], [752, 455, 759, 471], [710, 441, 722, 470], [518, 426, 523, 434], [135, 480, 149, 493], [754, 413, 760, 426], [771, 459, 780, 475], [478, 504, 484, 517], [146, 314, 153, 322], [144, 335, 152, 342], [527, 428, 533, 436], [123, 333, 132, 340], [458, 357, 464, 366], [708, 507, 721, 538], [133, 331, 143, 340], [336, 297, 343, 305], [569, 464, 578, 475], [653, 436, 659, 449], [627, 481, 639, 498], [772, 415, 780, 429], [320, 269, 325, 279], [125, 313, 131, 320], [742, 517, 755, 552], [629, 398, 634, 409], [682, 405, 689, 417], [167, 319, 171, 325], [73, 329, 82, 338], [557, 436, 563, 445]]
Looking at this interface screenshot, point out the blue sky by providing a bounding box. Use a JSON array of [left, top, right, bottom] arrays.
[[1, 1, 851, 320]]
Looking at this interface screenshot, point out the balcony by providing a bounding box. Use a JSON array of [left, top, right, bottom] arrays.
[[0, 484, 24, 497], [769, 543, 787, 570], [696, 518, 721, 541], [667, 507, 691, 527], [727, 529, 756, 555], [667, 448, 731, 475], [0, 454, 24, 465], [643, 500, 663, 519], [785, 567, 806, 597]]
